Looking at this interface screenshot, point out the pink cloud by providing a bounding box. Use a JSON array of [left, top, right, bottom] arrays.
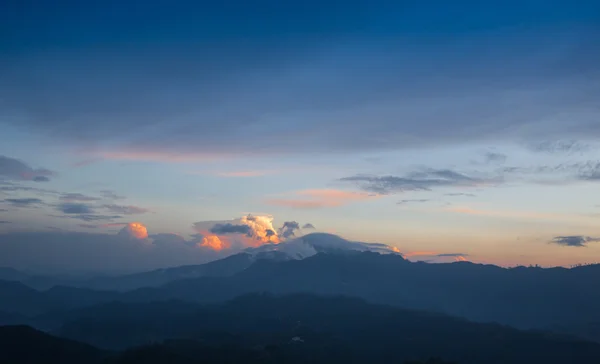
[[267, 189, 377, 209]]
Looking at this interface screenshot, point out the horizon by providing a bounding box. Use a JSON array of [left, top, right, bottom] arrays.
[[2, 0, 600, 272]]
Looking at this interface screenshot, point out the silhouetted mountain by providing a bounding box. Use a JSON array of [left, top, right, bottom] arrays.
[[0, 325, 106, 364], [69, 233, 401, 291], [3, 251, 600, 342], [0, 324, 458, 364], [83, 253, 255, 291], [109, 252, 600, 331], [0, 280, 51, 315], [0, 266, 28, 281], [55, 294, 600, 363]]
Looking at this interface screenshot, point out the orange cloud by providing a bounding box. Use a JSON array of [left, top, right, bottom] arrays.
[[198, 234, 231, 251], [267, 189, 376, 209], [118, 222, 149, 239]]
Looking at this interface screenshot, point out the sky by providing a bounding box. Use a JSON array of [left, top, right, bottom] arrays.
[[1, 0, 600, 273]]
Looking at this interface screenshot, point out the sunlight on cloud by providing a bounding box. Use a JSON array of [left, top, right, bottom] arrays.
[[267, 189, 377, 209]]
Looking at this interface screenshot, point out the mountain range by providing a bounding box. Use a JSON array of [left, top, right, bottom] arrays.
[[3, 294, 600, 364], [2, 233, 600, 346]]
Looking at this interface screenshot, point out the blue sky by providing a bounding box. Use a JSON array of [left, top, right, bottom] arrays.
[[1, 0, 600, 272]]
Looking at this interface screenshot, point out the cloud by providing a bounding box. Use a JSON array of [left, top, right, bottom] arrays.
[[397, 199, 430, 205], [436, 253, 470, 257], [193, 215, 298, 251], [78, 223, 100, 229], [279, 221, 300, 239], [2, 17, 597, 161], [484, 152, 507, 164], [100, 190, 126, 200], [550, 236, 600, 247], [3, 198, 45, 207], [57, 203, 94, 214], [56, 214, 123, 222], [341, 169, 495, 195], [527, 140, 592, 154], [209, 223, 252, 236], [0, 156, 55, 182], [60, 193, 101, 202], [102, 204, 150, 215], [302, 223, 316, 229], [118, 222, 149, 240], [149, 233, 187, 245], [267, 189, 375, 209], [445, 193, 477, 197], [239, 215, 280, 244], [403, 251, 470, 263], [0, 221, 10, 224], [0, 230, 225, 273], [0, 184, 58, 196]]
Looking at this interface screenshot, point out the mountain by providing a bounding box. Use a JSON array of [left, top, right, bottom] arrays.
[[68, 233, 401, 291], [0, 325, 106, 364], [82, 253, 256, 291], [0, 267, 28, 281], [114, 252, 600, 333], [3, 240, 600, 342], [246, 232, 401, 260], [54, 294, 600, 363], [0, 323, 460, 364]]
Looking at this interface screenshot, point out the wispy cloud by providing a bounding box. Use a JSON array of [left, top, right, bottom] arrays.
[[527, 140, 593, 154], [484, 152, 507, 164], [102, 204, 150, 215], [0, 155, 55, 182], [267, 189, 376, 209], [340, 169, 497, 195], [59, 193, 101, 202], [551, 236, 600, 247], [100, 190, 126, 200], [397, 199, 430, 205], [445, 193, 477, 197], [56, 203, 94, 214], [3, 198, 45, 207]]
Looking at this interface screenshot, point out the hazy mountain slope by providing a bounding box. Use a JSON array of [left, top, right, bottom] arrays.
[[82, 253, 256, 291]]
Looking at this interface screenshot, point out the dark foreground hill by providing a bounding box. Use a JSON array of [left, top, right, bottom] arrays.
[[26, 294, 600, 364], [0, 324, 460, 364]]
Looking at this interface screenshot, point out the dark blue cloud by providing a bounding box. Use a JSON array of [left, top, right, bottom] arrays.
[[3, 198, 45, 207], [210, 223, 252, 235], [341, 169, 495, 195], [0, 156, 55, 182], [551, 236, 600, 247], [279, 221, 301, 239], [57, 203, 94, 214], [102, 204, 150, 215], [397, 199, 430, 205], [60, 193, 101, 202], [1, 3, 598, 157]]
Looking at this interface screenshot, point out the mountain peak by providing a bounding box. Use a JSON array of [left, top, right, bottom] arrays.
[[245, 233, 401, 261]]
